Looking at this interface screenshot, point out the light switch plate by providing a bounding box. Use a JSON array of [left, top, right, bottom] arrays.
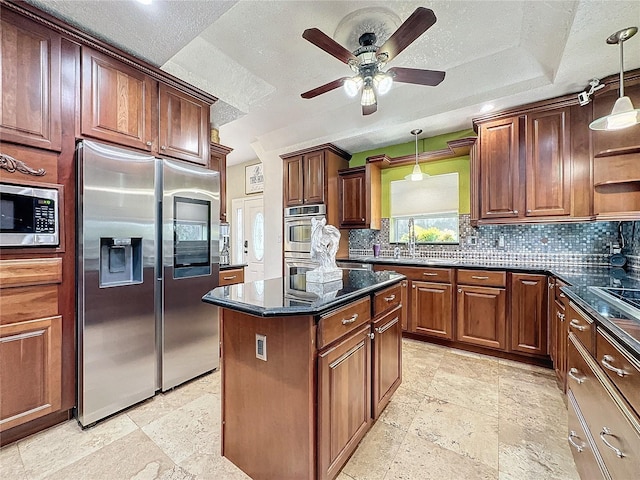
[[256, 334, 267, 361]]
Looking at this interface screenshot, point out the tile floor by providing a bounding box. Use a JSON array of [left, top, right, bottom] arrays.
[[0, 339, 579, 480]]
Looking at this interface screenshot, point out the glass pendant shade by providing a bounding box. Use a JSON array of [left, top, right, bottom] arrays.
[[374, 73, 393, 95], [589, 26, 640, 131], [404, 128, 427, 181], [343, 76, 363, 97], [361, 85, 376, 106]]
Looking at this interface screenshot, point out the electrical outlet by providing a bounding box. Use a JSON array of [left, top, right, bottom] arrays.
[[467, 236, 478, 245], [498, 235, 505, 249], [256, 334, 267, 361]]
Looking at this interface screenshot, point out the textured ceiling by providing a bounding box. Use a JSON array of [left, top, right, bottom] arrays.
[[24, 0, 640, 165]]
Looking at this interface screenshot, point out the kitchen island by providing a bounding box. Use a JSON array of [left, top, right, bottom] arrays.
[[202, 269, 406, 480]]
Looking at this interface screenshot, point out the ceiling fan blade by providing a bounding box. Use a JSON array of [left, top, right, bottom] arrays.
[[362, 103, 377, 115], [388, 67, 445, 86], [376, 7, 436, 62], [301, 77, 348, 99], [302, 28, 357, 64]]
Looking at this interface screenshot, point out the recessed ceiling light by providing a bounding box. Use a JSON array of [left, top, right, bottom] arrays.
[[136, 0, 152, 5], [480, 104, 494, 113]]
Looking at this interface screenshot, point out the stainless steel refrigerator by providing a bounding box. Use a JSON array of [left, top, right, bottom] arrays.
[[77, 140, 220, 427]]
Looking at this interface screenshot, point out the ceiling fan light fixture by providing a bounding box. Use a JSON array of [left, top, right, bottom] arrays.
[[361, 85, 376, 106], [374, 73, 393, 95], [589, 26, 640, 131]]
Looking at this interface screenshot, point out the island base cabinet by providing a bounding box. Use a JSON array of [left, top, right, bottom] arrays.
[[372, 306, 402, 419], [567, 391, 609, 480], [318, 324, 372, 480]]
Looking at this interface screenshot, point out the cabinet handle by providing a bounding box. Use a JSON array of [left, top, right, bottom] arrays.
[[599, 427, 624, 458], [471, 275, 489, 280], [161, 145, 167, 150], [375, 317, 399, 334], [223, 275, 237, 280], [568, 431, 585, 453], [549, 282, 555, 289], [559, 292, 566, 298], [384, 294, 396, 302], [423, 272, 438, 276], [342, 313, 358, 325], [146, 141, 152, 146], [361, 218, 365, 222], [458, 288, 462, 293], [601, 355, 628, 377], [568, 367, 585, 384], [513, 210, 518, 214], [527, 209, 532, 213], [368, 332, 375, 340], [569, 319, 588, 332], [558, 313, 565, 321]]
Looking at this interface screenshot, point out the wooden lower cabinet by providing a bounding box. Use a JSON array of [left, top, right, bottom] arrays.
[[567, 391, 609, 480], [456, 284, 506, 350], [510, 273, 547, 355], [412, 281, 453, 340], [0, 316, 62, 431], [553, 299, 568, 390], [372, 306, 402, 419], [218, 267, 244, 286], [318, 324, 372, 480]]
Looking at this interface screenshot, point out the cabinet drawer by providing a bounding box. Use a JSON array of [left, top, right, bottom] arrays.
[[568, 335, 640, 480], [373, 284, 402, 317], [384, 266, 452, 283], [318, 297, 371, 349], [457, 269, 505, 287], [596, 328, 640, 417], [567, 302, 594, 355], [218, 268, 244, 286], [567, 391, 608, 480], [555, 278, 568, 304]]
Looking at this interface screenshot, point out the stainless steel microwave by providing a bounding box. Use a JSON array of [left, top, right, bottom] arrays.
[[0, 182, 59, 247]]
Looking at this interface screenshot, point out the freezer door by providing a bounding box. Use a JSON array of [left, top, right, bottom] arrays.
[[161, 159, 220, 391], [77, 140, 157, 426]]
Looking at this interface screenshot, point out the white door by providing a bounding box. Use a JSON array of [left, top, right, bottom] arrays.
[[231, 196, 264, 283]]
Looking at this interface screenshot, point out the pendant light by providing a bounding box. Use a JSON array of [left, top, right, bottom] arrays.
[[590, 26, 640, 131], [405, 129, 427, 181]]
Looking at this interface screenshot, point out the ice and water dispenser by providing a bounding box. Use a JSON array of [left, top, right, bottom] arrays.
[[99, 237, 143, 287]]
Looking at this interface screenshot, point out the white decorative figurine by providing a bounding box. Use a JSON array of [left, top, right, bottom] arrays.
[[306, 216, 343, 285]]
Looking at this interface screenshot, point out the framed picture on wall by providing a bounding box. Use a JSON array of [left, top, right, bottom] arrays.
[[245, 163, 264, 194]]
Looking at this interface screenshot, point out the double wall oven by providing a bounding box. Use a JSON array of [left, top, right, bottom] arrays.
[[283, 204, 326, 297]]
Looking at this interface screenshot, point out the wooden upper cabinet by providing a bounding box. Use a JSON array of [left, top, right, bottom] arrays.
[[510, 273, 547, 356], [283, 155, 305, 206], [210, 142, 233, 222], [478, 117, 521, 219], [525, 109, 571, 217], [304, 150, 325, 204], [81, 47, 156, 151], [281, 145, 350, 210], [158, 83, 210, 165], [337, 164, 381, 229], [0, 8, 62, 151]]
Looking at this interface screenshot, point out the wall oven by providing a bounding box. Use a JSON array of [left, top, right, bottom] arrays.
[[283, 203, 326, 254], [0, 182, 59, 247]]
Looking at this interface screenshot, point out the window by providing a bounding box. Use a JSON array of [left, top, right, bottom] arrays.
[[389, 173, 459, 244]]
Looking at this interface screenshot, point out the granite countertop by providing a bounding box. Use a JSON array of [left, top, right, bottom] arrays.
[[202, 269, 405, 317], [219, 263, 246, 271]]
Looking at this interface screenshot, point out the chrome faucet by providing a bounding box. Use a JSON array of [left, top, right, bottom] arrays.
[[408, 217, 416, 258]]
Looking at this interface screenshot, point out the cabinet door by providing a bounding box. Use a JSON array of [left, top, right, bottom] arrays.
[[456, 285, 506, 350], [158, 83, 209, 165], [411, 281, 453, 340], [338, 169, 366, 227], [0, 316, 62, 431], [283, 156, 304, 206], [0, 9, 62, 151], [478, 117, 521, 219], [304, 150, 325, 204], [318, 324, 371, 480], [81, 47, 155, 151], [372, 306, 402, 419], [510, 273, 547, 355], [525, 109, 571, 217]]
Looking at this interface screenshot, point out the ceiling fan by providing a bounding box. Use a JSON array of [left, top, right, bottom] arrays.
[[301, 7, 445, 115]]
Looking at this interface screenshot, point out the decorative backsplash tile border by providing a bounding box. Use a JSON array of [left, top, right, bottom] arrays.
[[349, 216, 640, 270]]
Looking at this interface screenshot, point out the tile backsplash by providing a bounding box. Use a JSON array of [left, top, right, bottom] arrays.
[[349, 216, 640, 270]]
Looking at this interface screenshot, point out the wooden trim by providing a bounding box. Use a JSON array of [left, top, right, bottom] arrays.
[[280, 143, 351, 161], [0, 258, 62, 288], [594, 146, 640, 159], [0, 408, 71, 447], [366, 136, 476, 168], [210, 142, 233, 155], [0, 0, 217, 105]]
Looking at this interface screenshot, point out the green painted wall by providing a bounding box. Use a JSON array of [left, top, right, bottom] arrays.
[[349, 129, 475, 216]]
